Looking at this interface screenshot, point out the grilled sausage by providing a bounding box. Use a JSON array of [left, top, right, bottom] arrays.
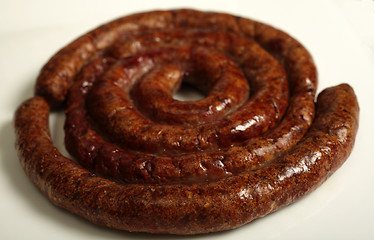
[[15, 84, 359, 234], [15, 9, 359, 235]]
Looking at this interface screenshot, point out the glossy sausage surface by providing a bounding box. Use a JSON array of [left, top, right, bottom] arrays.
[[15, 9, 359, 235]]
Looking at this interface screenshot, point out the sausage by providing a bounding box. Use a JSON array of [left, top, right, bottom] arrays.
[[86, 44, 288, 153], [15, 9, 359, 235], [35, 9, 317, 107], [62, 30, 311, 182], [64, 55, 309, 183], [15, 84, 359, 234]]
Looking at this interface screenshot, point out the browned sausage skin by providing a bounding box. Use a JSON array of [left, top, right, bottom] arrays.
[[15, 9, 359, 235], [15, 84, 359, 234], [35, 9, 316, 108]]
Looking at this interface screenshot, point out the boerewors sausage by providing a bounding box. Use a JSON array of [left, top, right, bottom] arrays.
[[14, 9, 359, 235]]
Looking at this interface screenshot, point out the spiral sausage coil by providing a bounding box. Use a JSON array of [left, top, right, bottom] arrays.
[[14, 9, 359, 235]]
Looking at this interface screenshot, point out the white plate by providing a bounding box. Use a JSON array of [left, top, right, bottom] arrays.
[[1, 0, 374, 239]]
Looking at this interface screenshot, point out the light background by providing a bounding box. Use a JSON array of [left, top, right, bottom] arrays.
[[1, 0, 373, 239]]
